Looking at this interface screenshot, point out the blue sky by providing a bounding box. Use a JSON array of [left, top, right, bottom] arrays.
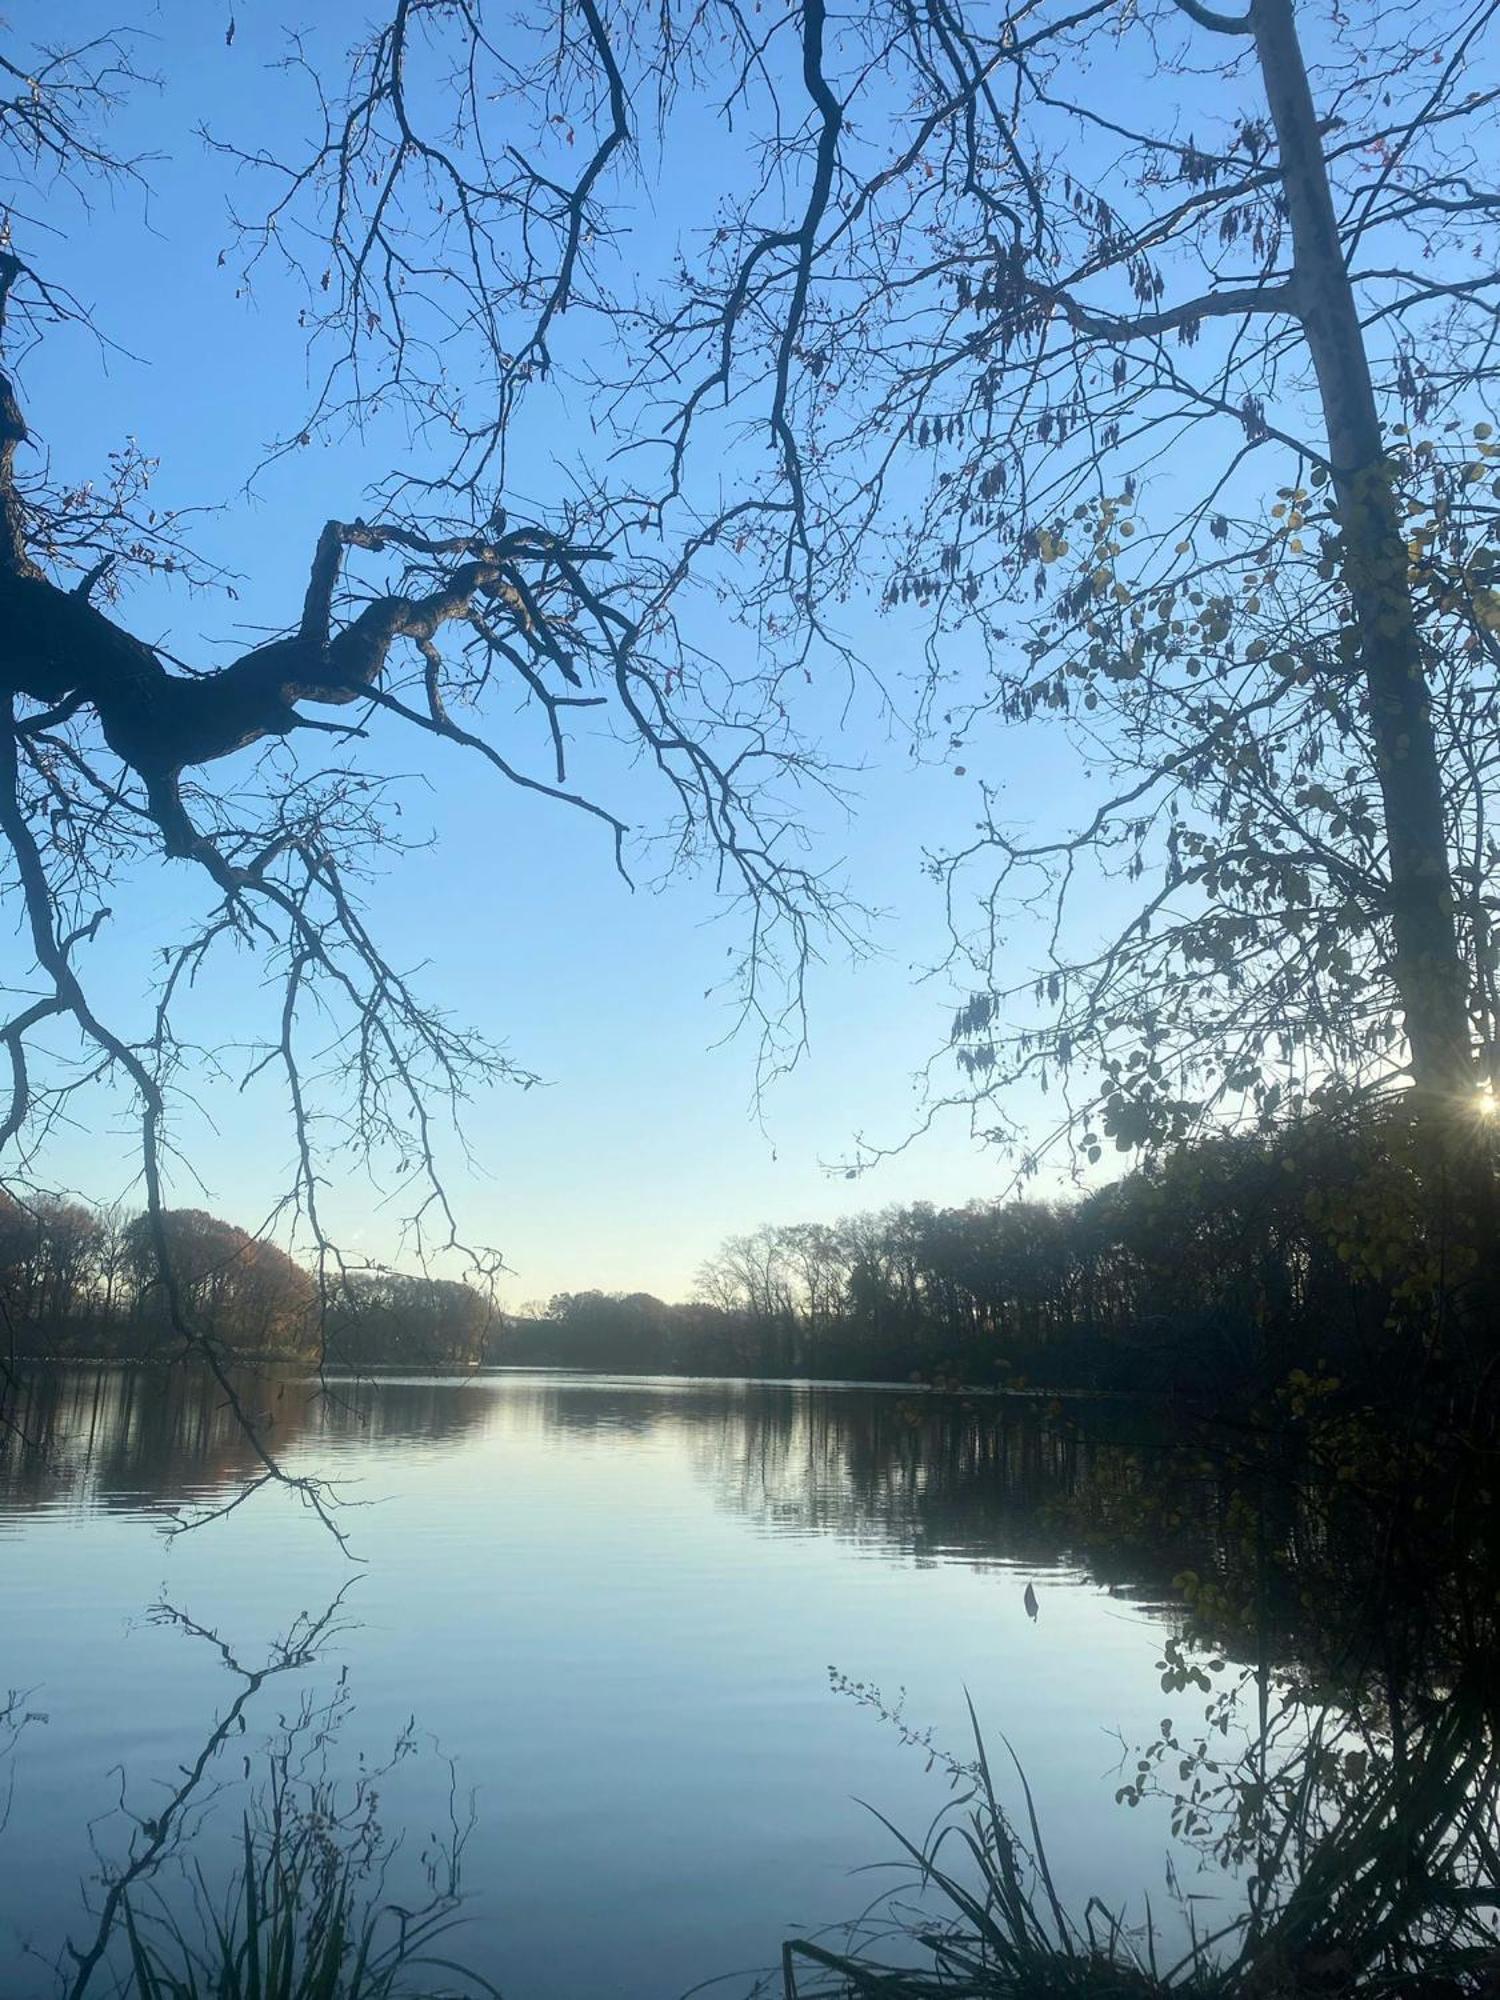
[[12, 1, 1131, 1302]]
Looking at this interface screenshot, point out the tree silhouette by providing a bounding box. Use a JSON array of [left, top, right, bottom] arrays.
[[574, 0, 1500, 1150], [0, 14, 854, 1487]]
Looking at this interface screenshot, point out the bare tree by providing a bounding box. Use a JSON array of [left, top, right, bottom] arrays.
[[0, 14, 854, 1495]]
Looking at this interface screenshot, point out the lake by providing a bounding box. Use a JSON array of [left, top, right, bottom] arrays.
[[0, 1368, 1236, 1997]]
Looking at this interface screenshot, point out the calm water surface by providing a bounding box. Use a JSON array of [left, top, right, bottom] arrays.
[[0, 1369, 1220, 1997]]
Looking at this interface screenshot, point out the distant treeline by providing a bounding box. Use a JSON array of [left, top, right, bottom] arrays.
[[4, 1109, 1473, 1390], [0, 1196, 492, 1368], [512, 1111, 1470, 1394]]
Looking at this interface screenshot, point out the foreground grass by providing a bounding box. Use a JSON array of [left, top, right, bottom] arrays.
[[106, 1698, 1500, 1999], [778, 1697, 1500, 1999], [113, 1813, 499, 2000]]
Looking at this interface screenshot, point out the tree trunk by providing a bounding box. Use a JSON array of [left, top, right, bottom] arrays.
[[1253, 0, 1474, 1109]]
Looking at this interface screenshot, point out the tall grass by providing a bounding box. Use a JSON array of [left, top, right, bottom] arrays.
[[779, 1695, 1500, 1998], [114, 1810, 499, 2000], [40, 1606, 501, 2000]]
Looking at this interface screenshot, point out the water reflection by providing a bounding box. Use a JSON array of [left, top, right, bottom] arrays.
[[692, 1383, 1090, 1560], [4, 1366, 1496, 1999], [10, 1363, 1418, 1669], [10, 1362, 1477, 1721], [0, 1365, 498, 1518], [0, 1366, 1185, 1594], [3, 1367, 1211, 2000]]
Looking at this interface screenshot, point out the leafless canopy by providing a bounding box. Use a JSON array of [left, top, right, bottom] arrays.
[[0, 8, 865, 1492]]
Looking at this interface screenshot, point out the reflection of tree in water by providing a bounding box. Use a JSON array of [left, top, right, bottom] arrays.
[[0, 1365, 494, 1517], [1, 1368, 1198, 1590], [0, 1581, 490, 2000], [695, 1387, 1088, 1568], [528, 1378, 1494, 1704], [692, 1377, 1500, 1710], [702, 1394, 1500, 1993], [517, 1376, 1191, 1603], [689, 1387, 1214, 1599], [10, 1367, 1500, 1995], [10, 1368, 1483, 1701], [425, 1374, 1500, 1945]]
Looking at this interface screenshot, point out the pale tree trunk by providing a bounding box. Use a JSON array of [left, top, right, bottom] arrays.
[[1253, 0, 1474, 1109]]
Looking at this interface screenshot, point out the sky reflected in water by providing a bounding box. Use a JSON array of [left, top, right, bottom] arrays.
[[1, 1369, 1217, 1999]]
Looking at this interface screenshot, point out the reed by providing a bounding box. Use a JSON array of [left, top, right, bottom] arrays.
[[114, 1811, 499, 2000], [779, 1697, 1500, 1998]]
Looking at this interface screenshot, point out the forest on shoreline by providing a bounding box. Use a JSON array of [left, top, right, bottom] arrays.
[[6, 1103, 1472, 1403]]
